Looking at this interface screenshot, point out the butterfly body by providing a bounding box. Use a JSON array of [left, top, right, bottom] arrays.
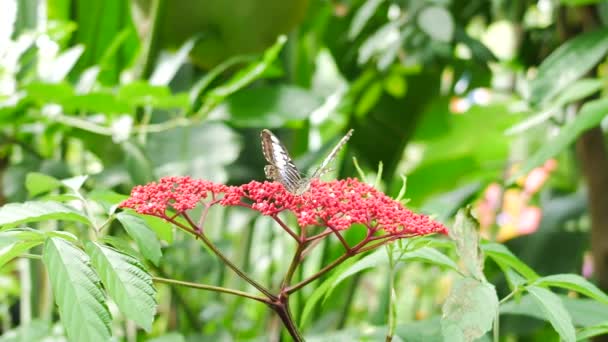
[[260, 128, 353, 195]]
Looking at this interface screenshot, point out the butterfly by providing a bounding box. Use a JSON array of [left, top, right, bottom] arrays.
[[260, 128, 354, 195]]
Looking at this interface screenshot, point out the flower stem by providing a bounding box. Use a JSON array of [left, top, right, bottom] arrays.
[[285, 251, 352, 294], [166, 216, 277, 300], [272, 297, 304, 341], [152, 276, 271, 304]]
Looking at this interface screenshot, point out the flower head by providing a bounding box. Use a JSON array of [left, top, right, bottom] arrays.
[[121, 176, 447, 237]]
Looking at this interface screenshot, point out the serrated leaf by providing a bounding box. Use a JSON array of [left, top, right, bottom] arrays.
[[530, 28, 608, 106], [482, 242, 539, 280], [441, 277, 498, 342], [450, 208, 484, 280], [86, 242, 156, 331], [508, 97, 608, 183], [0, 229, 45, 268], [116, 212, 162, 266], [527, 285, 575, 342], [0, 201, 90, 230], [43, 238, 112, 341], [25, 173, 61, 197], [535, 274, 608, 304]]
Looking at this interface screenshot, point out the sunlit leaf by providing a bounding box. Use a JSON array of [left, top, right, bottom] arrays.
[[527, 286, 576, 342], [482, 242, 539, 280], [576, 322, 608, 341], [441, 277, 498, 342], [116, 212, 162, 266], [529, 28, 608, 106], [39, 45, 84, 83], [150, 38, 197, 86], [201, 35, 287, 111], [349, 0, 385, 39], [449, 208, 484, 280], [0, 201, 90, 230], [508, 97, 608, 183], [399, 246, 460, 271], [86, 242, 156, 331], [534, 274, 608, 304], [418, 6, 454, 42], [0, 229, 45, 268], [25, 172, 61, 197], [506, 78, 604, 135], [43, 238, 112, 341]]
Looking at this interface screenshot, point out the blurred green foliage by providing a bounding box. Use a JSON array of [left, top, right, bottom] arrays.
[[0, 0, 608, 341]]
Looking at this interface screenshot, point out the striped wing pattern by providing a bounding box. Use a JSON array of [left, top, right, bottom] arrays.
[[260, 129, 304, 194], [260, 129, 354, 195]]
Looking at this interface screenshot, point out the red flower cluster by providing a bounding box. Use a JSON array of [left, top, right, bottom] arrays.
[[120, 176, 447, 236]]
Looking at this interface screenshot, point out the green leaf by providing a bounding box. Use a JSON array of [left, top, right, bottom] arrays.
[[418, 6, 454, 42], [482, 242, 539, 280], [147, 333, 187, 342], [399, 246, 460, 271], [300, 256, 361, 328], [202, 35, 286, 109], [535, 274, 608, 304], [0, 201, 90, 230], [441, 277, 498, 342], [506, 78, 604, 135], [325, 250, 387, 300], [122, 141, 155, 185], [508, 97, 608, 183], [25, 172, 61, 197], [349, 0, 385, 39], [208, 85, 322, 127], [25, 82, 75, 104], [551, 78, 605, 109], [576, 322, 608, 340], [40, 45, 84, 83], [355, 81, 383, 116], [117, 82, 187, 109], [0, 229, 45, 268], [150, 38, 197, 86], [501, 295, 608, 327], [449, 208, 484, 280], [527, 285, 576, 342], [62, 92, 131, 113], [86, 242, 156, 331], [529, 28, 608, 106], [43, 238, 112, 341], [116, 212, 162, 266], [140, 214, 173, 244], [560, 0, 602, 5], [383, 73, 407, 98], [61, 175, 88, 193]]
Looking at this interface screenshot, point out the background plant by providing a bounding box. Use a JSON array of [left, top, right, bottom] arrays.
[[1, 0, 608, 341]]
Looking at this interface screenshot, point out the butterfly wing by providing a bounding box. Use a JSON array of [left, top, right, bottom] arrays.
[[309, 129, 354, 180], [260, 129, 303, 193]]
